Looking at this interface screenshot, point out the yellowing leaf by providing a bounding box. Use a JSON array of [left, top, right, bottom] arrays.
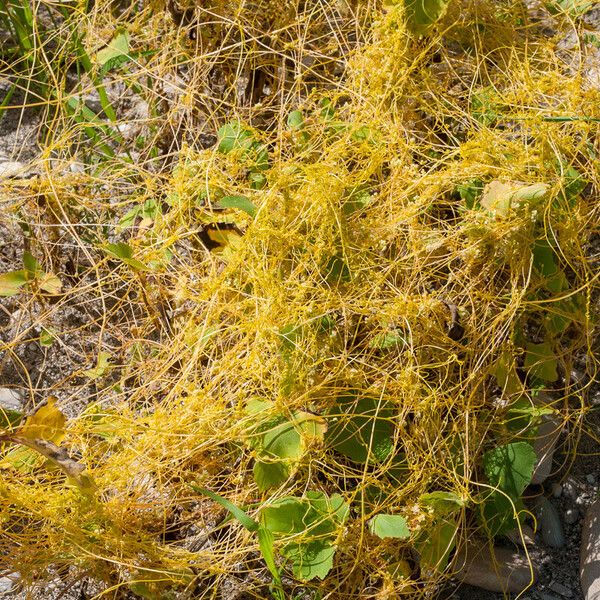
[[481, 181, 549, 215], [84, 351, 112, 380], [38, 272, 62, 294], [18, 397, 66, 444], [0, 270, 29, 297]]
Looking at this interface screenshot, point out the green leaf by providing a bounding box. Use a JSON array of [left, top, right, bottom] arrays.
[[481, 181, 549, 215], [483, 442, 536, 499], [420, 492, 466, 516], [191, 486, 259, 532], [23, 251, 41, 274], [481, 442, 536, 534], [403, 0, 450, 34], [545, 0, 594, 17], [103, 243, 150, 271], [369, 331, 407, 351], [287, 110, 304, 129], [416, 518, 458, 572], [457, 179, 484, 209], [560, 165, 587, 205], [524, 341, 558, 382], [0, 408, 23, 431], [246, 401, 326, 491], [491, 350, 523, 396], [261, 492, 349, 581], [505, 396, 554, 434], [96, 29, 130, 73], [39, 327, 55, 347], [471, 88, 500, 126], [216, 195, 257, 218], [326, 394, 395, 464], [253, 461, 290, 492], [532, 239, 559, 279], [256, 527, 284, 599], [0, 270, 29, 297], [369, 514, 410, 539], [217, 121, 255, 154]]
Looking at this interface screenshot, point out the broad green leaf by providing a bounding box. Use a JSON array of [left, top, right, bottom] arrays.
[[325, 254, 351, 283], [245, 401, 326, 491], [0, 270, 28, 297], [480, 442, 535, 534], [342, 185, 372, 216], [544, 295, 584, 336], [369, 514, 410, 539], [282, 540, 336, 581], [532, 239, 559, 279], [326, 394, 395, 464], [545, 0, 594, 17], [480, 491, 527, 536], [416, 518, 458, 572], [253, 461, 290, 491], [483, 442, 536, 499], [287, 110, 304, 129], [560, 165, 587, 204], [96, 29, 130, 71], [261, 492, 349, 581], [217, 121, 255, 154], [84, 351, 112, 380], [420, 492, 466, 515], [403, 0, 450, 34], [524, 341, 558, 382], [119, 199, 160, 229], [505, 396, 554, 434], [216, 195, 257, 217]]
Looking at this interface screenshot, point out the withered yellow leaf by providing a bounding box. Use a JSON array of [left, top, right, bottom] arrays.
[[18, 397, 66, 444]]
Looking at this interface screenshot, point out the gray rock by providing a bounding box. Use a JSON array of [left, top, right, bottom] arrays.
[[550, 580, 574, 597], [0, 577, 13, 594], [0, 161, 26, 178], [587, 474, 597, 485], [534, 497, 566, 548], [0, 387, 23, 411], [454, 540, 538, 593], [581, 499, 600, 600], [551, 483, 563, 498]]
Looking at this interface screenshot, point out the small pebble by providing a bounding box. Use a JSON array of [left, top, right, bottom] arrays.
[[565, 507, 580, 525], [551, 483, 563, 498], [550, 580, 574, 597], [0, 388, 23, 411], [586, 474, 596, 485], [0, 577, 13, 593]]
